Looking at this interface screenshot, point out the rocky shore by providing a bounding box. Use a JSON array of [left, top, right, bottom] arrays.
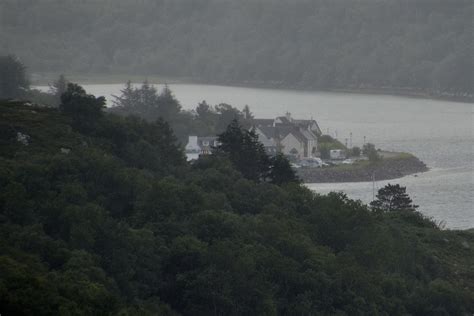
[[297, 154, 428, 183]]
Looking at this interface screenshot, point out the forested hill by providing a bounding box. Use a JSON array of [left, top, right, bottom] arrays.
[[1, 89, 474, 314], [1, 0, 472, 96]]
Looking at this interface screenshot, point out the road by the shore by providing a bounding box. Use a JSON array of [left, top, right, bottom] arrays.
[[297, 153, 428, 183]]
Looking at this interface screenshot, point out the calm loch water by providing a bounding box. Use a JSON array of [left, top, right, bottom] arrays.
[[37, 83, 474, 229]]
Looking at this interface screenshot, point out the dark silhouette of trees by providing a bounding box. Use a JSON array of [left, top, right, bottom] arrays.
[[363, 143, 381, 163], [59, 83, 106, 132], [217, 120, 299, 185], [49, 74, 69, 106], [370, 183, 419, 212], [268, 153, 300, 185], [0, 99, 472, 315], [216, 119, 270, 182], [111, 81, 182, 122], [350, 146, 361, 157], [1, 1, 471, 96], [0, 55, 29, 99]]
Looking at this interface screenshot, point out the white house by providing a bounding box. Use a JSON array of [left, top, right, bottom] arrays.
[[252, 113, 320, 159], [185, 136, 201, 153], [185, 136, 220, 160], [272, 112, 322, 136], [185, 112, 321, 161], [280, 130, 306, 157]]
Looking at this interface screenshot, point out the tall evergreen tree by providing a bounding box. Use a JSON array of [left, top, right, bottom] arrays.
[[59, 83, 106, 132], [370, 183, 418, 212], [269, 153, 300, 185], [49, 74, 69, 106], [157, 84, 181, 121], [0, 55, 29, 99], [217, 119, 270, 182], [111, 81, 181, 122], [112, 80, 136, 109]]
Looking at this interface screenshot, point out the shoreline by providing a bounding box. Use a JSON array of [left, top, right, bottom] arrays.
[[297, 154, 429, 183], [31, 72, 473, 104], [182, 78, 473, 104], [209, 80, 473, 104]]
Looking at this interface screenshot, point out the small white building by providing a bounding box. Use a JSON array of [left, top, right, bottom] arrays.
[[330, 149, 346, 160], [185, 136, 201, 153], [185, 136, 220, 160]]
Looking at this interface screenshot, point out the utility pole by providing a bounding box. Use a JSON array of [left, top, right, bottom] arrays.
[[349, 132, 353, 148]]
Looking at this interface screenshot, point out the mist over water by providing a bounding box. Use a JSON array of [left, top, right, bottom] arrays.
[[37, 83, 473, 228]]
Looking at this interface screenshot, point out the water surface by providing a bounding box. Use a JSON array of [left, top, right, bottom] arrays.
[[36, 83, 474, 229]]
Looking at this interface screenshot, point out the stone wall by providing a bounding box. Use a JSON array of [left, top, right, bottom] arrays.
[[297, 155, 428, 183]]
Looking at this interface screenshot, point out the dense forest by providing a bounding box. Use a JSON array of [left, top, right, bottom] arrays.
[[1, 82, 473, 314], [1, 0, 472, 97]]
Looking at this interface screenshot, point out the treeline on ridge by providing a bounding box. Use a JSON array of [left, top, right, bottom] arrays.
[[1, 0, 472, 96]]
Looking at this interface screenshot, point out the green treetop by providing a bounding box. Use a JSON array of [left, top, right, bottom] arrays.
[[370, 183, 419, 212]]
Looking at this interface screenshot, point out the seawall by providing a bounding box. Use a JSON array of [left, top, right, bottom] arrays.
[[297, 155, 428, 183]]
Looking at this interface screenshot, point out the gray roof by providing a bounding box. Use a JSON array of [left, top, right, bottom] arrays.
[[253, 116, 322, 140], [294, 119, 322, 135], [258, 125, 309, 143], [256, 126, 277, 139], [280, 127, 306, 143], [198, 136, 218, 142], [252, 119, 274, 127], [300, 129, 317, 141], [275, 116, 292, 125]]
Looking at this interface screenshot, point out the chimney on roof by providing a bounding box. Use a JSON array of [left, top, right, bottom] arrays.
[[285, 112, 291, 121]]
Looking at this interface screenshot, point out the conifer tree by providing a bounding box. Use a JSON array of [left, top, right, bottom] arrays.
[[112, 80, 136, 109], [370, 183, 418, 212], [49, 74, 69, 106], [269, 153, 300, 185], [217, 119, 270, 182], [0, 55, 29, 99]]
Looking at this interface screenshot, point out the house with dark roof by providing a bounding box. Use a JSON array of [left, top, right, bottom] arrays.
[[252, 118, 275, 127], [274, 112, 322, 136], [252, 113, 320, 159], [184, 113, 321, 161]]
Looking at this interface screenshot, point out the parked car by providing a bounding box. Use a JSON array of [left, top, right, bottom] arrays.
[[299, 158, 323, 168], [342, 159, 355, 165]]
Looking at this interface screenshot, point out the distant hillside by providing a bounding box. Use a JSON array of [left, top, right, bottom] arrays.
[[1, 0, 472, 97]]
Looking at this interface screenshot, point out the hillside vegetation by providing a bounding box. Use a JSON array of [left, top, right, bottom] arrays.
[[1, 0, 472, 97], [0, 94, 473, 315]]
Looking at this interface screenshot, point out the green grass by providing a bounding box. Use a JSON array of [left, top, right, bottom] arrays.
[[381, 151, 415, 159]]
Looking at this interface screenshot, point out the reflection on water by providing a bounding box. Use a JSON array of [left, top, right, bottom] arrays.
[[35, 83, 474, 229]]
